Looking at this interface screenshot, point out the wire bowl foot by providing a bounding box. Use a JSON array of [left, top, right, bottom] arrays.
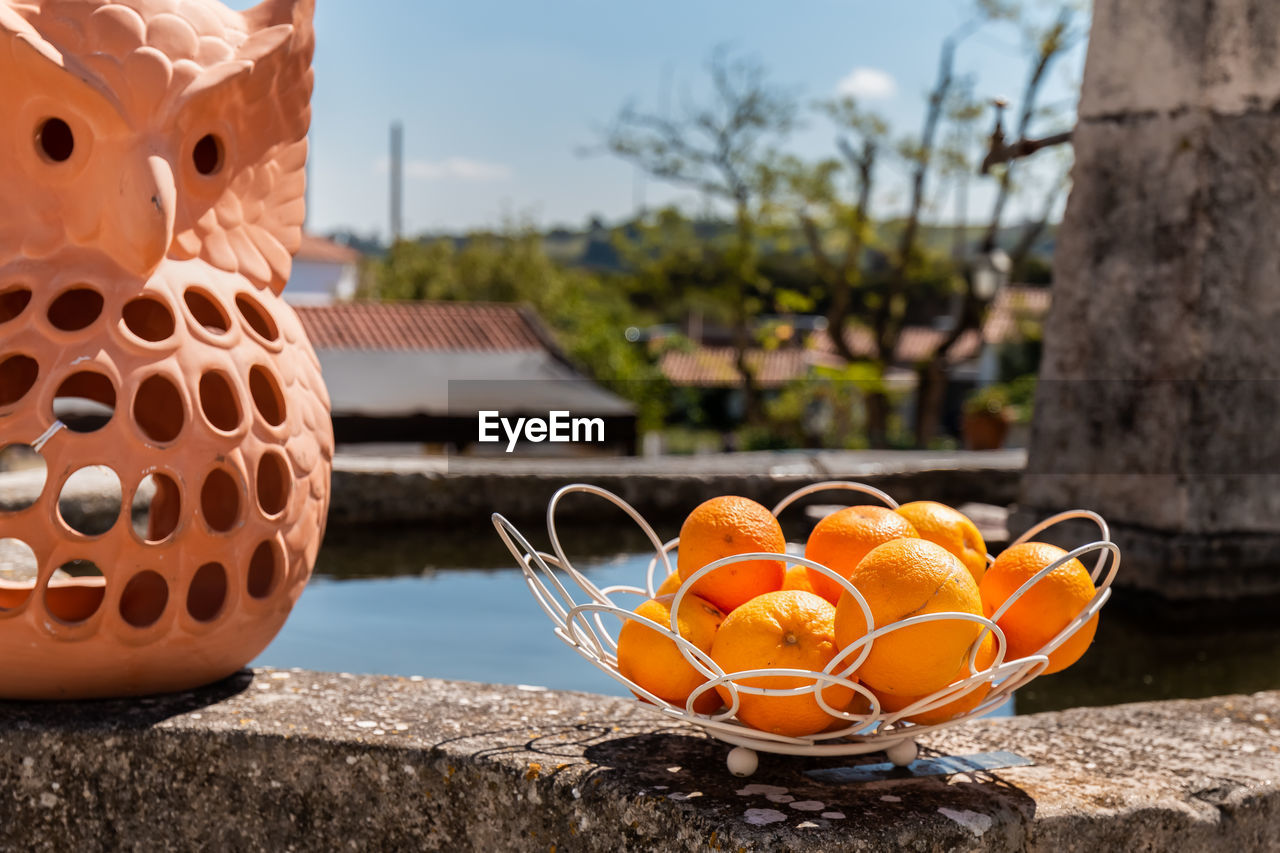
[[885, 737, 918, 767], [726, 746, 759, 777]]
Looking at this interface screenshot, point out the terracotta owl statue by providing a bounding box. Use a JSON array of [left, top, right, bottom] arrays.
[[0, 0, 332, 698]]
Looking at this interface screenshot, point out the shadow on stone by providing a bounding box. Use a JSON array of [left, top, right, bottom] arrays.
[[0, 669, 253, 728], [428, 719, 714, 787], [582, 729, 725, 768], [583, 731, 1040, 832]]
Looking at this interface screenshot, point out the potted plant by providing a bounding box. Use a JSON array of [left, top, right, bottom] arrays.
[[962, 384, 1013, 450]]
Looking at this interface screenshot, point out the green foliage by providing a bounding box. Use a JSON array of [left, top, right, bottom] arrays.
[[612, 206, 814, 328], [993, 290, 1046, 379], [658, 426, 733, 455], [964, 383, 1012, 417], [1006, 374, 1039, 419], [750, 361, 896, 450], [820, 96, 890, 141], [772, 288, 816, 315], [964, 374, 1037, 423], [1016, 255, 1053, 285], [813, 360, 895, 397], [352, 0, 1078, 449], [613, 208, 740, 324]]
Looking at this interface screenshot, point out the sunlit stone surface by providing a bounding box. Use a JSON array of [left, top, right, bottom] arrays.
[[1021, 0, 1280, 599]]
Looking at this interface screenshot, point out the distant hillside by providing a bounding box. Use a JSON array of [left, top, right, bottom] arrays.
[[328, 217, 1058, 278]]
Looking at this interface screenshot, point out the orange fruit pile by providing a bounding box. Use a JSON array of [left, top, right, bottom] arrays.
[[871, 631, 999, 725], [624, 494, 1100, 735]]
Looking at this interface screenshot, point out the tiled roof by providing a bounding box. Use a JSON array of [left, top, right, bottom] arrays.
[[659, 331, 981, 389], [812, 326, 984, 363], [295, 234, 362, 265], [983, 285, 1051, 343], [659, 347, 843, 389], [295, 302, 552, 352]]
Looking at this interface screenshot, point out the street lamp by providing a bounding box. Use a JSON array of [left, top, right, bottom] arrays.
[[972, 248, 1012, 301]]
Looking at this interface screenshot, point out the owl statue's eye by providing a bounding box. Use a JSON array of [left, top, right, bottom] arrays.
[[36, 118, 74, 163], [193, 134, 224, 177]]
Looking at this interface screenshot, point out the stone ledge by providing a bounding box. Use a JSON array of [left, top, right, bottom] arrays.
[[327, 450, 1026, 526], [0, 671, 1275, 851]]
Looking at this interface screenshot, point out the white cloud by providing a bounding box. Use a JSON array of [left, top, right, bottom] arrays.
[[836, 67, 897, 100], [376, 156, 511, 182]]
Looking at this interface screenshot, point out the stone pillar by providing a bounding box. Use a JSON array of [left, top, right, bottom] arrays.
[[1019, 0, 1280, 600]]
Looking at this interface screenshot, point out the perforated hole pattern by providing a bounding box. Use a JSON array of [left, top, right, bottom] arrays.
[[0, 263, 332, 697]]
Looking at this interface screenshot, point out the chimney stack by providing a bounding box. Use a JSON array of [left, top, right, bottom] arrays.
[[390, 121, 404, 243]]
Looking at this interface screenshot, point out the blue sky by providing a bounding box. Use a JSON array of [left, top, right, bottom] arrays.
[[229, 1, 1088, 239]]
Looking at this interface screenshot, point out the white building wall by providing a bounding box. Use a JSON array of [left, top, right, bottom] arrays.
[[314, 349, 635, 417], [284, 261, 358, 306]]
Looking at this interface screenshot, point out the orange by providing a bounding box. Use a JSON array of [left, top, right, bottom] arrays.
[[655, 570, 683, 597], [617, 593, 725, 714], [895, 501, 989, 584], [710, 590, 854, 737], [677, 496, 786, 613], [873, 631, 999, 725], [980, 542, 1097, 674], [834, 538, 983, 697], [803, 506, 918, 605], [780, 564, 821, 596]]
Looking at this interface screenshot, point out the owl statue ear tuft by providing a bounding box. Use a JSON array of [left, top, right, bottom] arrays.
[[236, 0, 315, 96], [236, 25, 293, 64], [0, 5, 99, 83], [170, 0, 316, 292], [243, 0, 315, 42]]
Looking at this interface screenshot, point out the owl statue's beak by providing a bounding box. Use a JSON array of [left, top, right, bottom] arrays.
[[111, 153, 177, 277]]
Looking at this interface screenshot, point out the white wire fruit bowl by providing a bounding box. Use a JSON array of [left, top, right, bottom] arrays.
[[492, 480, 1120, 777]]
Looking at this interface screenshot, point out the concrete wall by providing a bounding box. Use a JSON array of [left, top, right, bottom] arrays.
[[0, 671, 1275, 851]]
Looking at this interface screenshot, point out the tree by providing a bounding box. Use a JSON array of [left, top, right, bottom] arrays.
[[913, 2, 1083, 447], [612, 207, 743, 327], [602, 47, 797, 424], [781, 3, 1007, 447], [876, 5, 1024, 448], [777, 98, 891, 442]]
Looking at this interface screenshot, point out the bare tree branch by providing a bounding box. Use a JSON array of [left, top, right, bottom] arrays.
[[981, 129, 1072, 172], [876, 27, 967, 363], [980, 6, 1078, 252], [1009, 163, 1071, 274], [912, 3, 1081, 447]]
